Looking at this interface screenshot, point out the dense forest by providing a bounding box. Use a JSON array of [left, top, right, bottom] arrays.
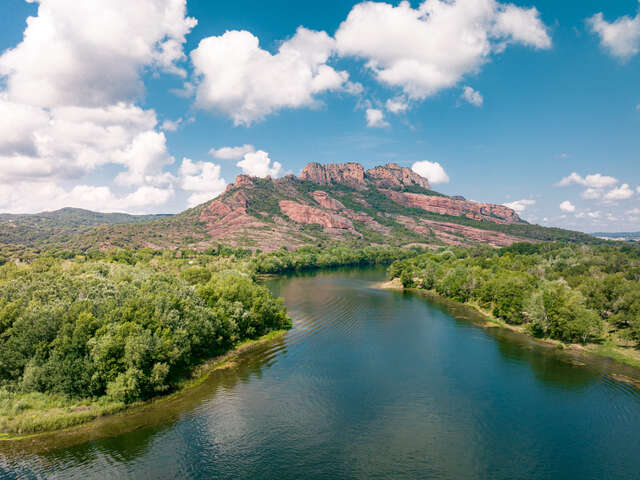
[[388, 243, 640, 347], [0, 249, 291, 434]]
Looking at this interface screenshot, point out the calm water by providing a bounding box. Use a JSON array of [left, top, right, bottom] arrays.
[[2, 266, 640, 479]]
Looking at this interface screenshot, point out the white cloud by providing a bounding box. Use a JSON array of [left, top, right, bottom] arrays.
[[560, 200, 576, 212], [236, 150, 282, 178], [603, 183, 635, 201], [587, 211, 601, 219], [411, 160, 450, 184], [335, 0, 550, 99], [179, 158, 227, 207], [209, 144, 256, 160], [588, 7, 640, 60], [0, 181, 173, 214], [627, 208, 640, 215], [556, 172, 619, 188], [191, 27, 354, 125], [582, 188, 603, 200], [503, 199, 535, 213], [461, 86, 483, 106], [0, 0, 196, 108], [113, 130, 175, 187], [365, 108, 389, 127], [386, 97, 409, 114], [0, 1, 195, 213], [160, 118, 182, 132]]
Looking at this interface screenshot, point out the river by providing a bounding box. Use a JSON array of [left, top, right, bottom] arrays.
[[2, 266, 640, 479]]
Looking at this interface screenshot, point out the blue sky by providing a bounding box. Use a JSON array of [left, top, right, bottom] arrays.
[[0, 0, 639, 233]]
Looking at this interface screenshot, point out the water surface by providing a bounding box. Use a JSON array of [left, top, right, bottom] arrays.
[[2, 266, 640, 479]]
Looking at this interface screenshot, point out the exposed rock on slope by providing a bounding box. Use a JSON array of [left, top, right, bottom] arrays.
[[366, 163, 431, 190], [311, 191, 345, 210], [381, 190, 521, 224], [301, 162, 366, 188], [279, 200, 355, 232]]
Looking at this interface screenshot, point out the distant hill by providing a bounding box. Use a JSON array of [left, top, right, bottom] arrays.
[[0, 163, 598, 257], [0, 208, 171, 252]]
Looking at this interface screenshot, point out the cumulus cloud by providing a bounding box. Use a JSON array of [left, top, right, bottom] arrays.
[[0, 182, 174, 214], [237, 150, 282, 178], [335, 0, 551, 99], [556, 172, 619, 188], [386, 97, 409, 114], [555, 171, 638, 209], [191, 27, 355, 125], [209, 144, 256, 160], [0, 0, 196, 108], [560, 200, 576, 212], [503, 199, 535, 213], [365, 108, 389, 127], [179, 158, 227, 207], [588, 5, 640, 60], [603, 183, 635, 201], [160, 118, 182, 132], [461, 86, 483, 106], [0, 0, 195, 213], [411, 160, 450, 184]]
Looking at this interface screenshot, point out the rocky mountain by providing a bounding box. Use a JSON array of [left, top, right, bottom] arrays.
[[0, 163, 597, 257], [190, 162, 531, 251]]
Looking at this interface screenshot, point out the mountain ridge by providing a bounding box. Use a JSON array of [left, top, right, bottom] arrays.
[[0, 162, 598, 257]]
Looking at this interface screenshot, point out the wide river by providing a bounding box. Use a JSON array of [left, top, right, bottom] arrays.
[[2, 267, 640, 479]]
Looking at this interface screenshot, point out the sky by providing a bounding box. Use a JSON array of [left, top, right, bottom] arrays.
[[0, 0, 639, 233]]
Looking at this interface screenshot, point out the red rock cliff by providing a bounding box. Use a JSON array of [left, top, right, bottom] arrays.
[[279, 200, 354, 231], [300, 162, 366, 188], [382, 190, 522, 224], [365, 163, 431, 189]]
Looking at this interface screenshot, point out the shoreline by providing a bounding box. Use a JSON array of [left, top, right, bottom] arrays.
[[378, 279, 640, 385], [0, 329, 289, 442]]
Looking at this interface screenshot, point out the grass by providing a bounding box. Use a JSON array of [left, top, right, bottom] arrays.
[[0, 329, 289, 439]]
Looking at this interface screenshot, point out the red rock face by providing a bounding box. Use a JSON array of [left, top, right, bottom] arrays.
[[279, 200, 354, 231], [311, 191, 345, 210], [382, 190, 522, 224], [365, 163, 431, 190], [397, 216, 524, 247], [300, 162, 366, 188]]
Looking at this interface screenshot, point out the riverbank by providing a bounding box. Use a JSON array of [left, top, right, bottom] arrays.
[[0, 329, 288, 441], [379, 279, 640, 379]]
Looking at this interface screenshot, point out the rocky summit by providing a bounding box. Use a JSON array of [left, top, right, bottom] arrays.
[[187, 162, 536, 251], [0, 162, 595, 254]]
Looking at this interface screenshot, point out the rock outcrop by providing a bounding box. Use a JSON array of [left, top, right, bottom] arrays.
[[300, 162, 366, 188], [365, 163, 431, 190], [279, 200, 355, 231], [311, 191, 345, 210], [381, 190, 522, 224]]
